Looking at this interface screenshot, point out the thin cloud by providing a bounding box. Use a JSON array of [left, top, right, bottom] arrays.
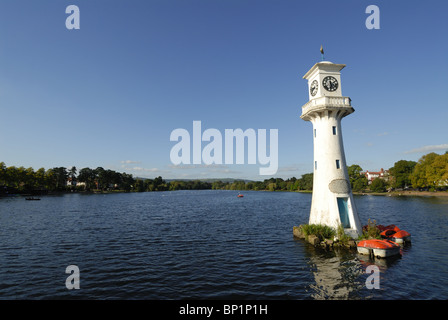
[[168, 164, 229, 169], [121, 160, 141, 164], [120, 166, 170, 177], [129, 167, 160, 172], [277, 166, 299, 172], [168, 164, 240, 174], [404, 144, 448, 154]]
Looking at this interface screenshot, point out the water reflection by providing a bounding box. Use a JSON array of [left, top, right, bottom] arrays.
[[304, 245, 364, 299], [303, 243, 407, 299]]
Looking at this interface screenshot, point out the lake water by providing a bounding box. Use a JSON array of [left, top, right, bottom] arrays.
[[0, 190, 448, 300]]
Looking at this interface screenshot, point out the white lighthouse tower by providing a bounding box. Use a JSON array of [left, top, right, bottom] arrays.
[[300, 51, 362, 238]]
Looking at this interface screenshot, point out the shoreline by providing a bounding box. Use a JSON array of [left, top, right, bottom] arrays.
[[297, 190, 448, 197], [353, 190, 448, 197], [3, 188, 448, 198]]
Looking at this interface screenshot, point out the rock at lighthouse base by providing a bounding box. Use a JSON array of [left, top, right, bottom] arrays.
[[293, 226, 305, 239], [307, 235, 320, 246]]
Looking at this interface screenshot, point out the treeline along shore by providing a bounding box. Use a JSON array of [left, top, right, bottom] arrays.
[[1, 151, 447, 196]]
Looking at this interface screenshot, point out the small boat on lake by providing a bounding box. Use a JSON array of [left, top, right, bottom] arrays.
[[25, 197, 41, 201], [364, 224, 412, 244], [377, 224, 400, 232], [384, 229, 411, 244], [237, 193, 244, 198], [379, 226, 411, 244], [357, 239, 401, 258]]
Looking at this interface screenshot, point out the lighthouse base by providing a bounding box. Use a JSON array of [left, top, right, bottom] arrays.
[[308, 190, 362, 238], [343, 228, 359, 239]]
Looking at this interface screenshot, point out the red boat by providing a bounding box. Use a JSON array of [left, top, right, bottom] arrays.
[[380, 226, 411, 244], [377, 224, 400, 232], [363, 223, 412, 244], [237, 194, 244, 198], [380, 229, 397, 238], [390, 230, 411, 244], [357, 239, 401, 258]]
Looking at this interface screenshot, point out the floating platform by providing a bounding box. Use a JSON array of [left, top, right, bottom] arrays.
[[357, 239, 401, 258]]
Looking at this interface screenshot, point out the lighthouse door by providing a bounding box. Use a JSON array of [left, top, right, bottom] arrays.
[[337, 197, 350, 228]]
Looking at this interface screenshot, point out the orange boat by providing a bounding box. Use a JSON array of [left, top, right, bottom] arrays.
[[357, 239, 401, 258], [380, 226, 411, 244], [237, 194, 244, 198], [377, 224, 400, 232], [390, 230, 411, 244], [380, 229, 397, 238]]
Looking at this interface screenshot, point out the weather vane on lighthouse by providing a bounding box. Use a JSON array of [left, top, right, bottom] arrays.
[[300, 47, 362, 238]]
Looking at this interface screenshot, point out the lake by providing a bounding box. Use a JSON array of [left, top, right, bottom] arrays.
[[1, 190, 448, 300]]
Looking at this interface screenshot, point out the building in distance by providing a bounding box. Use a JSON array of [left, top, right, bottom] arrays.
[[362, 168, 389, 185]]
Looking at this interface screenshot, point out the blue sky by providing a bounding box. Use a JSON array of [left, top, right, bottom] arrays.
[[1, 0, 447, 180]]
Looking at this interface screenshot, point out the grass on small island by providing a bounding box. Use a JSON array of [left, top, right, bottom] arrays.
[[301, 224, 335, 240], [358, 218, 382, 240], [297, 218, 382, 248]]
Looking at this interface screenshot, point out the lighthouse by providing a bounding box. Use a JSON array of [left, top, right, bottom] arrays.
[[300, 52, 362, 238]]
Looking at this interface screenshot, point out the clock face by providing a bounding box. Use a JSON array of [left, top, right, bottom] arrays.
[[310, 80, 318, 96], [322, 76, 338, 92]]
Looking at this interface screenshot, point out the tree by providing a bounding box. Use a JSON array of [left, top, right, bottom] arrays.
[[23, 167, 35, 189], [353, 177, 368, 192], [438, 153, 448, 187], [134, 179, 145, 192], [6, 166, 20, 188], [410, 152, 446, 190], [121, 173, 135, 191], [35, 168, 46, 189], [348, 164, 363, 186], [45, 169, 55, 190], [16, 167, 28, 189], [297, 173, 313, 191], [48, 167, 68, 190], [347, 164, 368, 192], [95, 167, 106, 190], [227, 180, 245, 190], [370, 177, 387, 193], [389, 160, 416, 189], [0, 162, 6, 185], [153, 176, 165, 190], [78, 167, 96, 190], [68, 166, 77, 186], [267, 182, 276, 191], [429, 153, 448, 189]]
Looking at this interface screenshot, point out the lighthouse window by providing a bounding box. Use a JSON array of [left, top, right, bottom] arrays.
[[332, 126, 337, 135], [315, 161, 317, 170], [314, 129, 316, 137], [336, 159, 340, 169]]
